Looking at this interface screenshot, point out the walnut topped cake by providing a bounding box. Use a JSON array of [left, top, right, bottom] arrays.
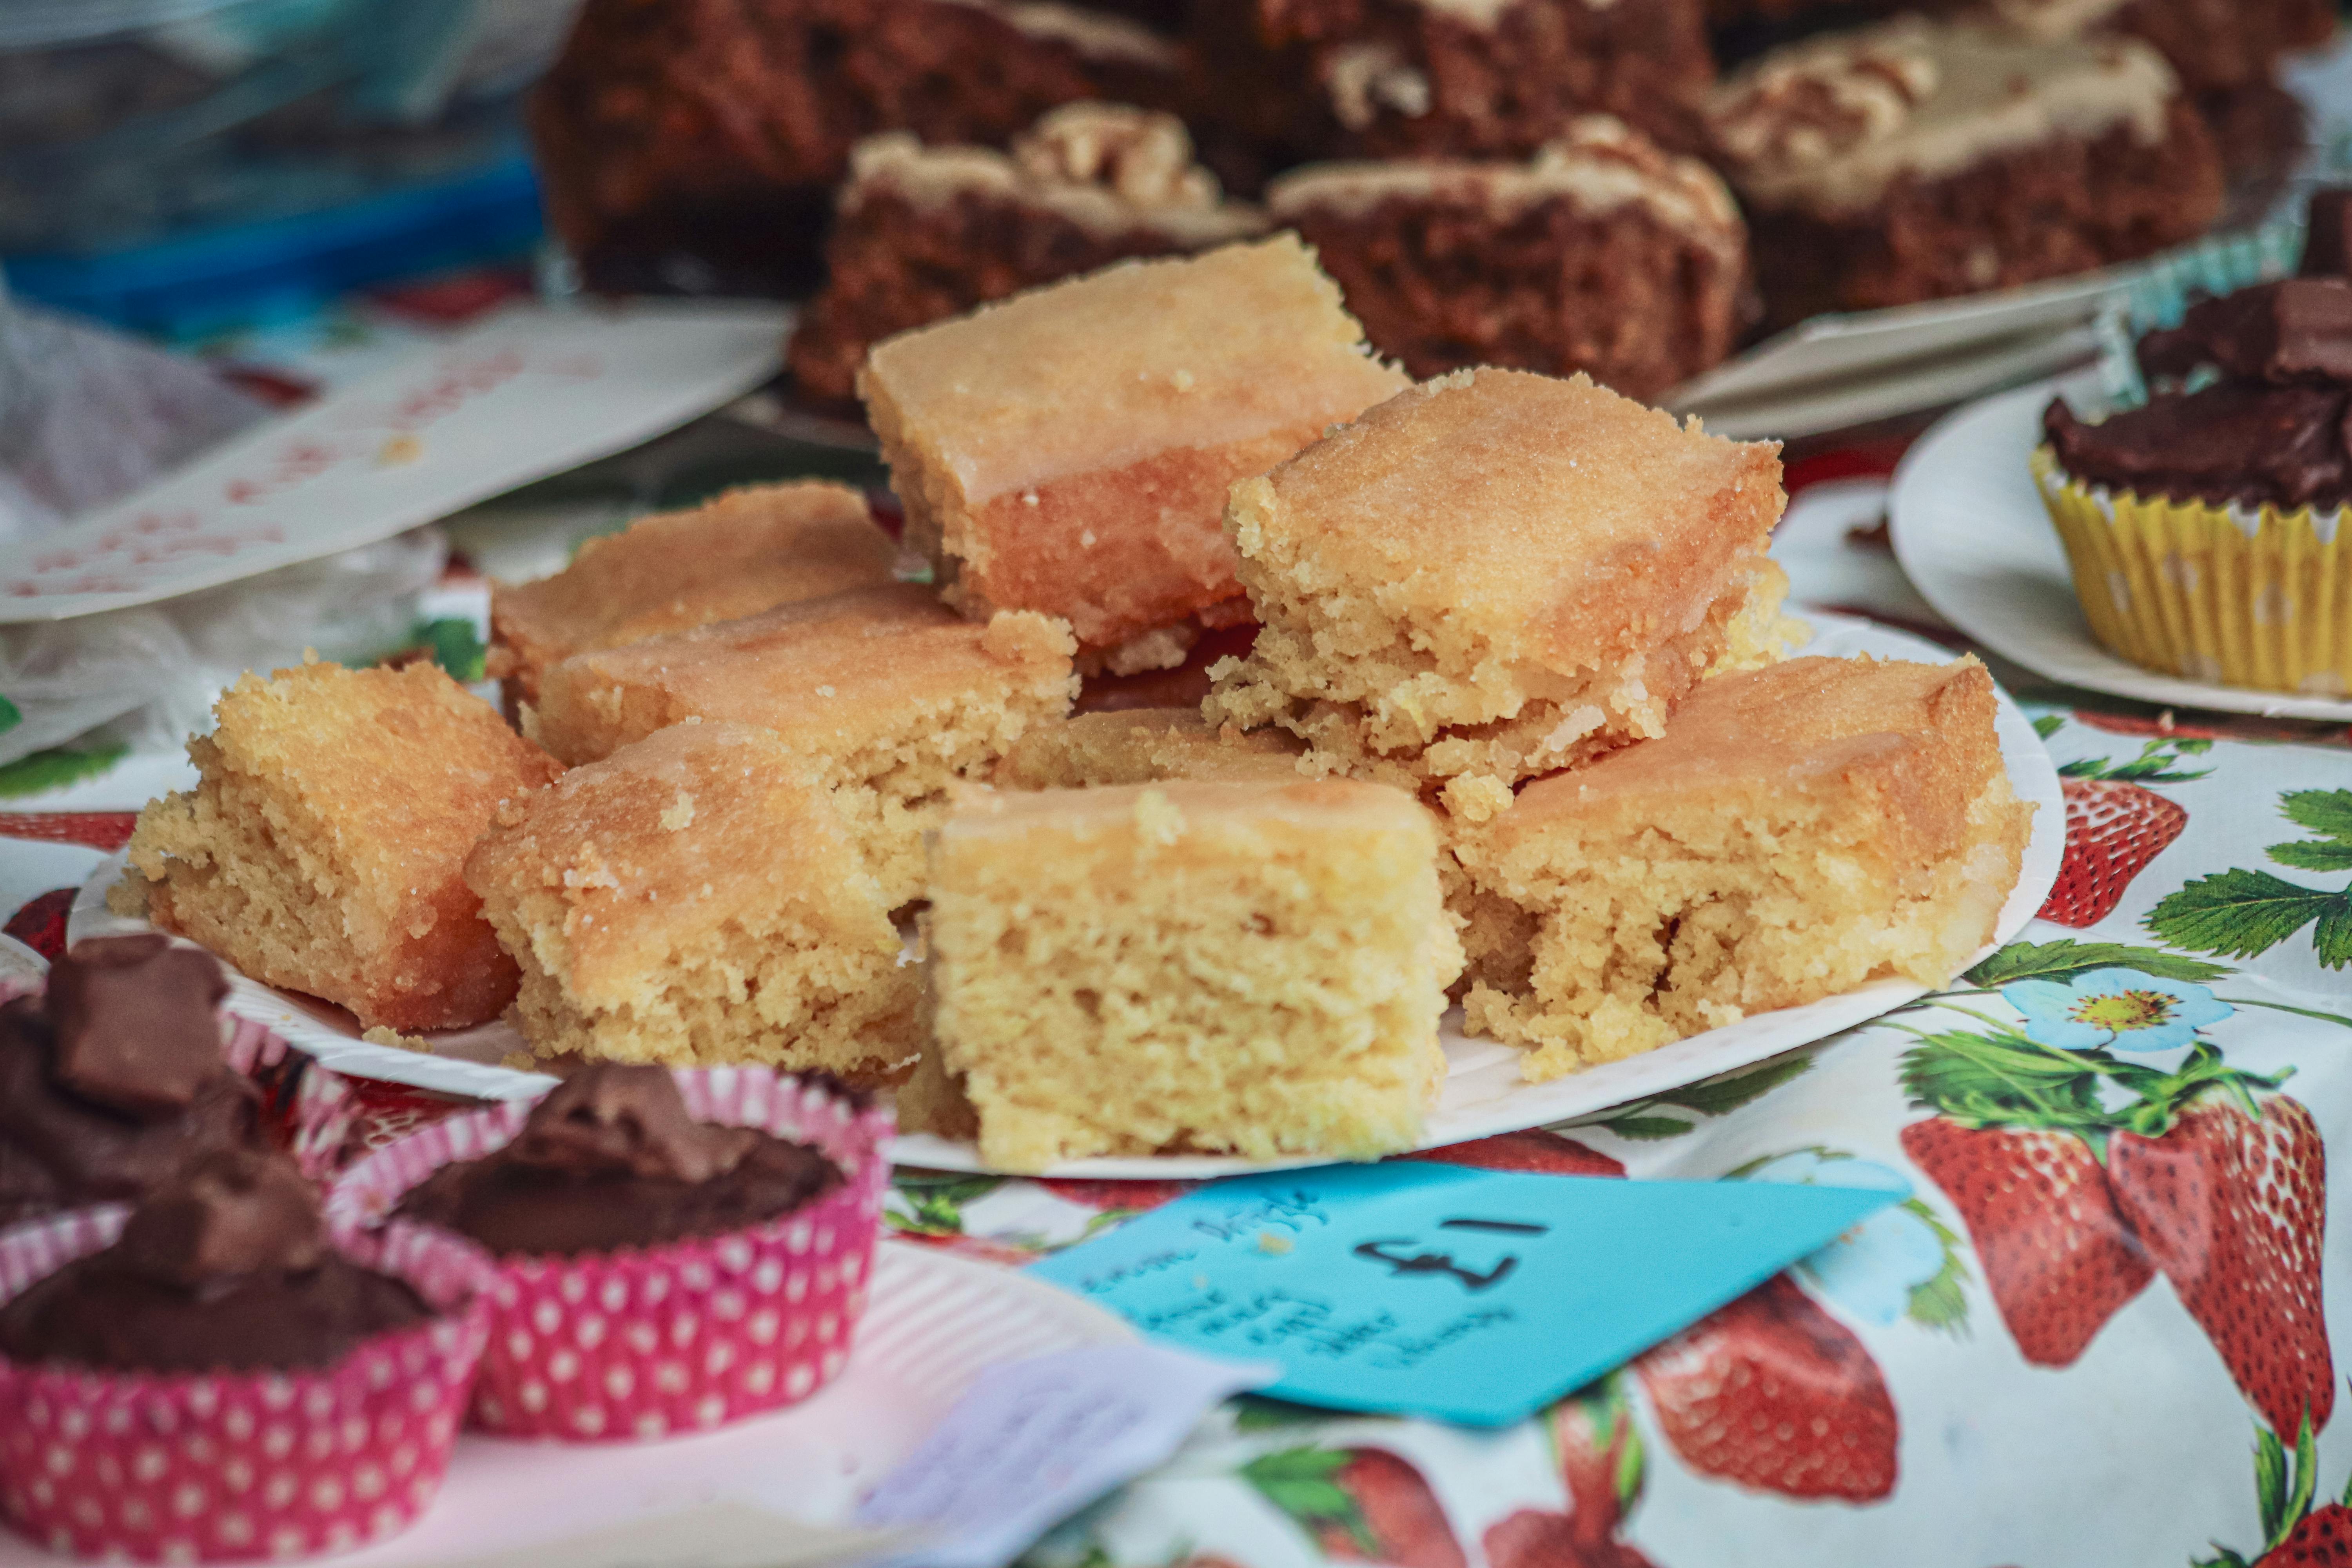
[[1267, 117, 1750, 398], [788, 105, 1270, 404], [1205, 367, 1791, 807], [488, 481, 897, 716], [1454, 654, 2032, 1080], [1707, 18, 2224, 323], [1191, 0, 1715, 170], [530, 0, 1185, 296], [862, 234, 1408, 666]]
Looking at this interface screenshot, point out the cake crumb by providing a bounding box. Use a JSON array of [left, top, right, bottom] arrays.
[[1441, 773, 1515, 824], [361, 1025, 436, 1054], [659, 791, 696, 831], [1134, 788, 1186, 846]]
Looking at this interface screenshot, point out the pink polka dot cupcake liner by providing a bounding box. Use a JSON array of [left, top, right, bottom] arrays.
[[0, 1207, 494, 1563], [325, 1067, 893, 1443]]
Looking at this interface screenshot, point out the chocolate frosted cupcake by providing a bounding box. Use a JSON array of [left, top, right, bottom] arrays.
[[0, 1149, 429, 1372], [0, 1150, 492, 1563], [2037, 188, 2352, 698], [0, 936, 264, 1227], [392, 1065, 844, 1258], [330, 1064, 891, 1441]]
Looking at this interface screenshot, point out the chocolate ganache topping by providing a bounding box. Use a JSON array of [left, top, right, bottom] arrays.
[[0, 936, 260, 1226], [2044, 187, 2352, 514], [394, 1064, 843, 1259], [0, 1147, 432, 1372]]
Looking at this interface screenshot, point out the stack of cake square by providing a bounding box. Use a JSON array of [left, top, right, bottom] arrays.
[[878, 261, 2029, 1168], [120, 227, 2031, 1178]]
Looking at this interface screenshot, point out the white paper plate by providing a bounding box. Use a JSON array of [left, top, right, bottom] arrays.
[[1888, 380, 2352, 723], [73, 614, 2060, 1176], [0, 1240, 1130, 1568]]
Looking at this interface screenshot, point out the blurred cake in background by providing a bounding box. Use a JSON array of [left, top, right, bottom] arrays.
[[1186, 0, 1716, 181], [1706, 18, 2225, 326], [1268, 116, 1749, 400], [530, 0, 1183, 296], [787, 104, 1267, 405]]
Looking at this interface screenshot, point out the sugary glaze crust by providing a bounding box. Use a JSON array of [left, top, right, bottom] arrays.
[[861, 235, 1410, 652], [1456, 655, 2033, 1078], [123, 661, 562, 1032], [464, 722, 918, 1081], [920, 779, 1460, 1169], [1205, 367, 1788, 793], [488, 482, 896, 715], [529, 584, 1076, 906], [996, 707, 1307, 788]]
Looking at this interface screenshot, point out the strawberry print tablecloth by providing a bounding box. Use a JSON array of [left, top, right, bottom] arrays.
[[6, 455, 2352, 1568]]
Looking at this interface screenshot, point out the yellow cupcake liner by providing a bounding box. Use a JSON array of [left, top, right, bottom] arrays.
[[2031, 446, 2352, 699]]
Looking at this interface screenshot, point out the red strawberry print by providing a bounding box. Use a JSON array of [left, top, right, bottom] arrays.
[[3, 887, 75, 962], [2107, 1093, 2332, 1437], [2041, 776, 2190, 927], [1319, 1450, 1466, 1568], [1899, 1118, 2153, 1366], [896, 1229, 1047, 1269], [2262, 1506, 2352, 1567], [0, 812, 139, 853], [1551, 1394, 1635, 1539], [1038, 1178, 1198, 1214], [1483, 1508, 1658, 1568], [2072, 710, 2230, 742], [1395, 1130, 1626, 1178], [1634, 1274, 1898, 1502]]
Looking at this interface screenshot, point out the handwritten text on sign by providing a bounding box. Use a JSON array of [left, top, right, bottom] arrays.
[[1028, 1163, 1893, 1426]]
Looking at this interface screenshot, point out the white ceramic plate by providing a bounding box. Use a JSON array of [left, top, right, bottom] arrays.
[[0, 1241, 1131, 1568], [74, 615, 2061, 1177], [1888, 381, 2352, 723]]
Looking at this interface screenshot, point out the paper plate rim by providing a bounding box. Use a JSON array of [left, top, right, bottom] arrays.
[[71, 613, 2060, 1178]]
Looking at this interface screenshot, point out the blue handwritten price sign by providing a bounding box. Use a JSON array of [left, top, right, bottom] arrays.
[[1027, 1162, 1895, 1426]]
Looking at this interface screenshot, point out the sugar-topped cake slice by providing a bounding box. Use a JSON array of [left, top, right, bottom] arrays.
[[1454, 655, 2033, 1080], [531, 583, 1076, 904], [917, 779, 1461, 1171], [488, 481, 897, 717], [860, 234, 1408, 670], [465, 722, 918, 1082], [1205, 366, 1792, 807], [121, 660, 562, 1031]]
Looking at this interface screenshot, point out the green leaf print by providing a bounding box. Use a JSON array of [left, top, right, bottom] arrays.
[[2150, 792, 2352, 971], [1240, 1449, 1376, 1556], [0, 744, 129, 799], [1964, 939, 2233, 989], [2149, 870, 2349, 967]]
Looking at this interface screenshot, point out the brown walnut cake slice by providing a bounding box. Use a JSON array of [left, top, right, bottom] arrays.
[[788, 104, 1269, 405], [1706, 17, 2225, 325], [1267, 116, 1750, 401]]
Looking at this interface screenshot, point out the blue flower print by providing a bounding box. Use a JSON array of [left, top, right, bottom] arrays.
[[1999, 967, 2233, 1054]]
